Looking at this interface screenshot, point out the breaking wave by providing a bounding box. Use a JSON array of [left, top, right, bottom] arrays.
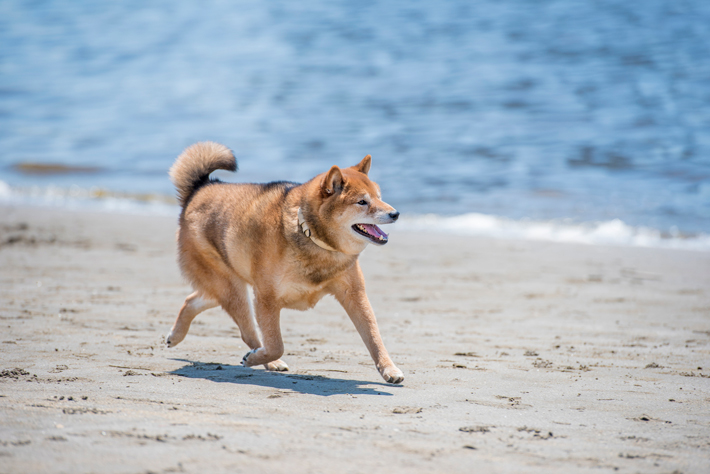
[[0, 181, 179, 216], [2, 181, 708, 251], [398, 213, 710, 252]]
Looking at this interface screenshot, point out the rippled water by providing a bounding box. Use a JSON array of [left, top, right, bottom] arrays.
[[1, 0, 709, 235]]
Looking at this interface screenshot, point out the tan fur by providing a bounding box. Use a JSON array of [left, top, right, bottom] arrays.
[[169, 142, 236, 206], [166, 142, 404, 383]]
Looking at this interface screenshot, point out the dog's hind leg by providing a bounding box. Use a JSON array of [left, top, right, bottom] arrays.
[[223, 281, 288, 372], [166, 291, 218, 347]]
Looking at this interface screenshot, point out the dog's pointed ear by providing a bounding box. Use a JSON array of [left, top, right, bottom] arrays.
[[354, 154, 371, 175], [322, 165, 344, 196]]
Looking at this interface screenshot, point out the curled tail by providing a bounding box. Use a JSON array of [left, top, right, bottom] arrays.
[[169, 142, 237, 207]]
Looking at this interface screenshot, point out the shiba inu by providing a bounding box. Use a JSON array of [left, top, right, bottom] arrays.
[[166, 142, 404, 383]]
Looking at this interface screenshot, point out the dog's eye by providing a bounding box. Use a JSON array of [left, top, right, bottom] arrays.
[[357, 200, 368, 206]]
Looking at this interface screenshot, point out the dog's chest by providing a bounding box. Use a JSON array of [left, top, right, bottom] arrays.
[[277, 280, 329, 311], [272, 250, 354, 310]]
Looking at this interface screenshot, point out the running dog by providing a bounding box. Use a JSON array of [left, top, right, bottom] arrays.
[[166, 142, 403, 383]]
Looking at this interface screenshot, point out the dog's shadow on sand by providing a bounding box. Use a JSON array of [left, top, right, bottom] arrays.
[[169, 359, 399, 397]]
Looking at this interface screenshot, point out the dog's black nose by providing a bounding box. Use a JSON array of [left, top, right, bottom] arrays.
[[389, 211, 400, 221]]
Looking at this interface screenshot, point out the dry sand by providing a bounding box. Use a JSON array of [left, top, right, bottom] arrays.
[[1, 205, 709, 474]]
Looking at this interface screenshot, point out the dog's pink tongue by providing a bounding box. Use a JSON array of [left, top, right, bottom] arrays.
[[361, 224, 388, 239]]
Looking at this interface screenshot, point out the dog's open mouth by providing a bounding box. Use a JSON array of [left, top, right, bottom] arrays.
[[352, 223, 388, 245]]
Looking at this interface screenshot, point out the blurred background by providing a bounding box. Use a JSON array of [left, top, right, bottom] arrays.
[[1, 0, 709, 247]]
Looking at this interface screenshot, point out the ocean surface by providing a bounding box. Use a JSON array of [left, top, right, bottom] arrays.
[[1, 1, 709, 249]]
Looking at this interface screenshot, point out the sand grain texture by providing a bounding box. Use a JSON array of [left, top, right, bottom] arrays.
[[0, 206, 709, 473]]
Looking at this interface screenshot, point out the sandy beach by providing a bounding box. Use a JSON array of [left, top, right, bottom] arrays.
[[1, 204, 709, 474]]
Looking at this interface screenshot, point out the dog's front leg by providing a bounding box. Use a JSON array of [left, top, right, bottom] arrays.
[[332, 266, 404, 384], [241, 294, 285, 368]]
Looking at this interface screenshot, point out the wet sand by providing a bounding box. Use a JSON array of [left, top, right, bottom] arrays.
[[1, 205, 709, 473]]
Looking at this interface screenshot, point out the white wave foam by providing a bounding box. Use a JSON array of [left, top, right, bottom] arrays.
[[0, 181, 179, 216], [2, 181, 708, 251], [0, 180, 11, 198], [399, 213, 710, 252]]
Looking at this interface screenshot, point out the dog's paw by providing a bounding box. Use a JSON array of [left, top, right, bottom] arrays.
[[165, 332, 178, 348], [264, 359, 289, 372], [380, 365, 404, 384], [241, 349, 259, 367], [166, 326, 188, 348]]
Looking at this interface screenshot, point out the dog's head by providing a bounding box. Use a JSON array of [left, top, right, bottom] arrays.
[[310, 155, 399, 255]]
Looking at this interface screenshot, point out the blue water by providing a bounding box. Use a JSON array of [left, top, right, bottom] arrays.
[[1, 0, 709, 236]]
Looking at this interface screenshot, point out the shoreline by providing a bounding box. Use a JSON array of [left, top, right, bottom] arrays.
[[2, 189, 709, 252], [1, 204, 709, 473]]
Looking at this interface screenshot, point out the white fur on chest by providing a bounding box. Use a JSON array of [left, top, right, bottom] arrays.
[[275, 278, 331, 311]]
